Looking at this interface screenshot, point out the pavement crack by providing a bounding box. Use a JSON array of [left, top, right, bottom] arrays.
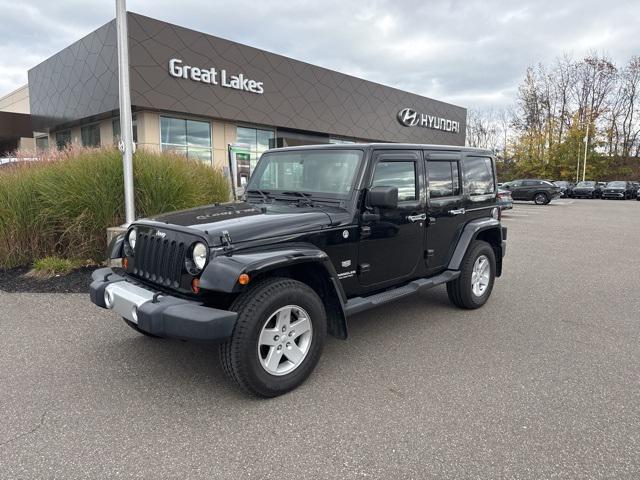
[[0, 409, 48, 448]]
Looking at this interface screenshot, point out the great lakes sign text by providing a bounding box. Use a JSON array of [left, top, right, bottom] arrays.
[[169, 58, 264, 94]]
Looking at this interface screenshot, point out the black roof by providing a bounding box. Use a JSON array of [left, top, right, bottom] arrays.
[[268, 143, 493, 156]]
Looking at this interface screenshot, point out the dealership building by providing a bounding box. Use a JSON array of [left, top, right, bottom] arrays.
[[0, 12, 466, 166]]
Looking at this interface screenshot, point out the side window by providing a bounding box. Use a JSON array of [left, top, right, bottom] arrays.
[[465, 156, 496, 195], [371, 161, 417, 202], [522, 180, 537, 187], [427, 160, 461, 198]]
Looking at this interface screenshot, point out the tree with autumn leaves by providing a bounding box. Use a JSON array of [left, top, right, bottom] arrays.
[[467, 54, 640, 181]]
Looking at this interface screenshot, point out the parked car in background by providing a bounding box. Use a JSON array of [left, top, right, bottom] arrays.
[[601, 181, 635, 200], [553, 181, 574, 198], [501, 179, 561, 205], [497, 188, 513, 210], [572, 181, 601, 199], [631, 182, 640, 197]]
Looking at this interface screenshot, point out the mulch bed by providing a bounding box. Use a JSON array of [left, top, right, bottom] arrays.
[[0, 266, 96, 293]]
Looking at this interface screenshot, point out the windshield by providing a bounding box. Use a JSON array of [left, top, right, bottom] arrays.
[[606, 181, 626, 188], [576, 181, 595, 187], [247, 149, 363, 198]]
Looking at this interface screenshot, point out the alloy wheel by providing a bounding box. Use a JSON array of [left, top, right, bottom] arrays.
[[257, 305, 313, 376], [471, 255, 491, 297]]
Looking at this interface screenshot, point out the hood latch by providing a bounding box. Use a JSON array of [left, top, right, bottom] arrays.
[[221, 230, 233, 251]]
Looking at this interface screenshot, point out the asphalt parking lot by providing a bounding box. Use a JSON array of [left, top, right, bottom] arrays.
[[1, 199, 640, 479]]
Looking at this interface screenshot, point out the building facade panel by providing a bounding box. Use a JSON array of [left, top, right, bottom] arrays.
[[21, 12, 466, 155], [127, 13, 466, 145], [27, 20, 120, 131]]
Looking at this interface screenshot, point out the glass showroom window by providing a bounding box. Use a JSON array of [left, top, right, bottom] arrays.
[[160, 117, 212, 163], [55, 130, 71, 150], [236, 126, 275, 169], [81, 124, 101, 147], [36, 136, 49, 151], [112, 115, 138, 144]]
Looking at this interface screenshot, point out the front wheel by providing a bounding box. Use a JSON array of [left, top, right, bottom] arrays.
[[534, 192, 549, 205], [447, 240, 496, 309], [220, 277, 326, 397]]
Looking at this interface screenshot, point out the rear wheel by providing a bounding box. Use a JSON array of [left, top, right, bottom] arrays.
[[447, 240, 496, 309], [220, 277, 326, 397]]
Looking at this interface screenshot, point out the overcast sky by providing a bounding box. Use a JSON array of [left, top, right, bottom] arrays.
[[0, 0, 638, 110]]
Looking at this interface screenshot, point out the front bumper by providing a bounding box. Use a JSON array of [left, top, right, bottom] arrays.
[[90, 268, 237, 342], [602, 191, 625, 198], [572, 190, 594, 197]]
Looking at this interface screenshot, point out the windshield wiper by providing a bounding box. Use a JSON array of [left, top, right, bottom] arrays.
[[246, 189, 271, 203], [279, 191, 315, 206]]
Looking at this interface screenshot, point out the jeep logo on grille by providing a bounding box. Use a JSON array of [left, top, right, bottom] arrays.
[[155, 231, 167, 239]]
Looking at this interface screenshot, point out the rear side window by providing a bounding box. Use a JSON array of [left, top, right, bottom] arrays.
[[371, 161, 417, 202], [465, 157, 495, 195], [427, 161, 461, 198]]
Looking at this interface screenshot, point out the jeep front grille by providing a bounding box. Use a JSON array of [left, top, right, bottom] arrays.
[[132, 233, 186, 288]]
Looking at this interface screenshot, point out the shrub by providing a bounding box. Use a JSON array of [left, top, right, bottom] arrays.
[[0, 147, 229, 268], [33, 256, 86, 276]]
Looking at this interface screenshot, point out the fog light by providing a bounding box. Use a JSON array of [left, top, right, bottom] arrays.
[[104, 289, 114, 309], [238, 273, 250, 285], [191, 278, 201, 294], [131, 306, 139, 323]]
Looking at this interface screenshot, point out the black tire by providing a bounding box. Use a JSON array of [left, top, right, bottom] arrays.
[[219, 277, 326, 397], [447, 240, 496, 309], [534, 192, 549, 205], [122, 318, 160, 338]]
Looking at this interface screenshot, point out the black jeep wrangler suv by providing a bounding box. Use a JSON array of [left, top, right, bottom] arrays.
[[90, 144, 507, 397]]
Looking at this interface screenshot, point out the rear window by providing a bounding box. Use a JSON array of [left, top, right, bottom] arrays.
[[465, 157, 495, 195], [427, 160, 461, 198]]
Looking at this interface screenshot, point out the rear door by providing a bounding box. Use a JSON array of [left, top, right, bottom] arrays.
[[520, 180, 539, 200], [357, 150, 425, 288], [424, 152, 465, 274]]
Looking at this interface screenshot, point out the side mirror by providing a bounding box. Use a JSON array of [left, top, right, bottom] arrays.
[[368, 186, 398, 209]]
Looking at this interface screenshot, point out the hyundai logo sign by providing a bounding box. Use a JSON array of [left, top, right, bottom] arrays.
[[397, 108, 460, 133]]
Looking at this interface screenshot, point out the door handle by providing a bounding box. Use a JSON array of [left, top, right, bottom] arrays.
[[448, 208, 466, 216], [407, 213, 427, 222]]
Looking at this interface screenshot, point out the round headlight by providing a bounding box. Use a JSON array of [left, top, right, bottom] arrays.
[[192, 242, 208, 270], [127, 228, 137, 250]]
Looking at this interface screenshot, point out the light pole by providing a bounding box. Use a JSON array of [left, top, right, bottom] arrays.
[[582, 121, 589, 182], [116, 0, 135, 225], [575, 140, 581, 183]]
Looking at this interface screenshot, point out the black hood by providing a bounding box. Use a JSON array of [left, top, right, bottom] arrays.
[[140, 201, 351, 247]]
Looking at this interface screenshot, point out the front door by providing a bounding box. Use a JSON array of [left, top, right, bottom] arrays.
[[357, 150, 425, 288], [425, 153, 465, 274], [504, 180, 524, 200]]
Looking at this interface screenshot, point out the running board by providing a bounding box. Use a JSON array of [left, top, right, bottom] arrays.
[[343, 270, 460, 316]]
